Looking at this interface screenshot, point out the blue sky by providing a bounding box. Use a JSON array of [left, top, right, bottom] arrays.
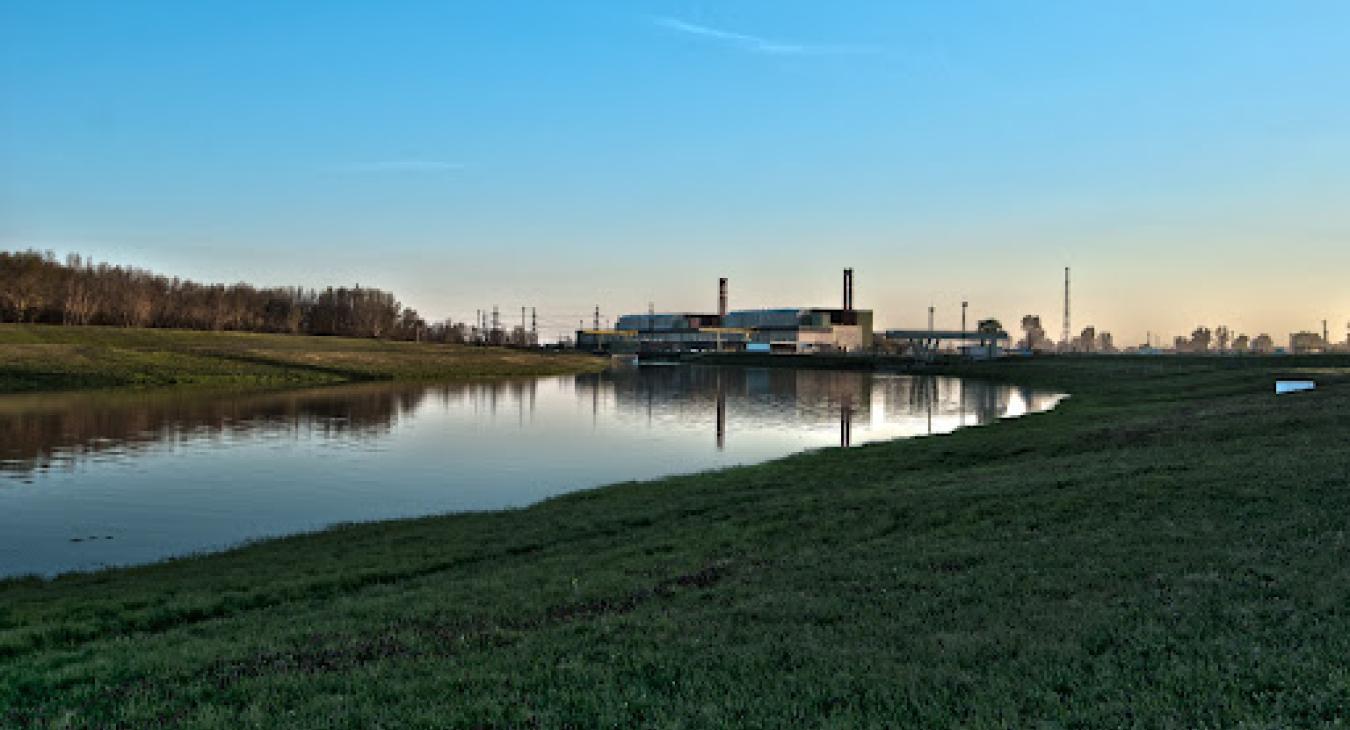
[[2, 1, 1348, 342]]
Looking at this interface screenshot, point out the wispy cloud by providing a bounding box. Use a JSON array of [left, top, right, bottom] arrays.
[[652, 16, 878, 56], [329, 160, 465, 173]]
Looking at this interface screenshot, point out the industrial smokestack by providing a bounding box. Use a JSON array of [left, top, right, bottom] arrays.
[[843, 268, 854, 311], [718, 277, 728, 318], [1062, 267, 1071, 347]]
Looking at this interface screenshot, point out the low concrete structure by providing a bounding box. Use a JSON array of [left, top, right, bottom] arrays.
[[880, 328, 1010, 359]]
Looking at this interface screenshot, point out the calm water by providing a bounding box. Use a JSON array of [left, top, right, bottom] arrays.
[[0, 365, 1063, 577]]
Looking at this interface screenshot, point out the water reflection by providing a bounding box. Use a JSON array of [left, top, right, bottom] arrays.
[[1, 368, 1061, 479], [0, 366, 1061, 576], [1, 384, 411, 476], [572, 366, 1056, 451]]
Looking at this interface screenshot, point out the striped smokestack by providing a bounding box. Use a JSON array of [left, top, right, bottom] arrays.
[[718, 277, 728, 318]]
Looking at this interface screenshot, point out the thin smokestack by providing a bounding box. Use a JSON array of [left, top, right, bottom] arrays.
[[843, 268, 854, 311], [718, 277, 728, 318], [1062, 267, 1071, 347]]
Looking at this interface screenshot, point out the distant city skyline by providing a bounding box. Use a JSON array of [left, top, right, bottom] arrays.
[[3, 1, 1348, 344]]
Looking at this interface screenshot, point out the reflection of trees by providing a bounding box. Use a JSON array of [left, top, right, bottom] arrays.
[[0, 379, 542, 478], [0, 385, 406, 476]]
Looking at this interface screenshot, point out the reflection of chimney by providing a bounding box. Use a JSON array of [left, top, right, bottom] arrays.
[[715, 383, 726, 451], [843, 268, 854, 311], [840, 395, 853, 448], [718, 277, 728, 318]]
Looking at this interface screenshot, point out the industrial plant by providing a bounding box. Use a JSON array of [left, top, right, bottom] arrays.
[[567, 265, 1345, 361], [576, 269, 875, 355]]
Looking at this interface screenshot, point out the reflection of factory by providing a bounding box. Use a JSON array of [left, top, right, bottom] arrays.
[[575, 270, 873, 354], [573, 365, 1054, 449]]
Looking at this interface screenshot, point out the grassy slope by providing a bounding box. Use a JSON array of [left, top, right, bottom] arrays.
[[0, 324, 606, 393], [3, 356, 1349, 727]]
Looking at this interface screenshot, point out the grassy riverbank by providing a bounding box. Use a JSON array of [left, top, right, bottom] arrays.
[[0, 324, 606, 393], [3, 355, 1350, 726]]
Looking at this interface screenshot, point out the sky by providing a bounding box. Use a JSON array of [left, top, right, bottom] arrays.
[[2, 0, 1349, 344]]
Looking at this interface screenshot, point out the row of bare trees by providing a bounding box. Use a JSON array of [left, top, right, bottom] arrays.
[[1173, 326, 1274, 354], [1013, 313, 1280, 354], [0, 250, 468, 342]]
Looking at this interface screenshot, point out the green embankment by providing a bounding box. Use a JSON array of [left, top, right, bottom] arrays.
[[0, 324, 606, 393], [3, 356, 1350, 727]]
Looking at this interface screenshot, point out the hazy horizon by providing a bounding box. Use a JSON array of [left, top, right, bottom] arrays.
[[3, 1, 1348, 344]]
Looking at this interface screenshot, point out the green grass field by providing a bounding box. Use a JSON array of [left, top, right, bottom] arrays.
[[2, 355, 1349, 727], [0, 325, 606, 393]]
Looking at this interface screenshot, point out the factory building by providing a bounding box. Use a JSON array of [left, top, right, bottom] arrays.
[[576, 270, 873, 355], [723, 308, 872, 353], [573, 328, 641, 353]]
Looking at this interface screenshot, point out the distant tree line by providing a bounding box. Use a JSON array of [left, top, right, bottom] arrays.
[[1013, 312, 1282, 354], [0, 250, 469, 342]]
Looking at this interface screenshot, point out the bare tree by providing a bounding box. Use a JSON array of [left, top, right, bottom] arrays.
[[1019, 315, 1048, 351], [1214, 325, 1231, 353], [1189, 326, 1213, 353], [1078, 326, 1096, 353]]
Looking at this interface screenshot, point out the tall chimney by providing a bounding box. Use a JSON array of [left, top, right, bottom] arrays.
[[718, 277, 728, 318], [843, 268, 854, 311]]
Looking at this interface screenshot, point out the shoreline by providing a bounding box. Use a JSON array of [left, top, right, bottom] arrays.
[[0, 323, 608, 395]]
